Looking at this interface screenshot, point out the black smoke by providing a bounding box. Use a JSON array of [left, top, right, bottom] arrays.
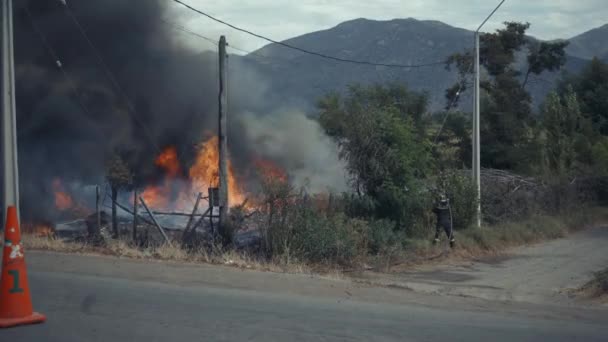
[[12, 0, 263, 221], [10, 0, 346, 223]]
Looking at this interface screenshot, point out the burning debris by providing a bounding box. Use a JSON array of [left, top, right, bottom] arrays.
[[51, 178, 91, 217], [52, 179, 73, 210], [30, 133, 291, 249], [21, 222, 55, 238], [137, 135, 250, 214]]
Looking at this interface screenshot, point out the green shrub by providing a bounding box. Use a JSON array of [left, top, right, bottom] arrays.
[[259, 180, 370, 265], [367, 219, 402, 255], [289, 209, 368, 265], [437, 170, 478, 230]]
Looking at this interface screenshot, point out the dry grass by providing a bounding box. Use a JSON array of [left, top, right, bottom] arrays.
[[20, 234, 79, 252], [5, 206, 606, 277], [13, 234, 315, 275], [387, 206, 608, 271]]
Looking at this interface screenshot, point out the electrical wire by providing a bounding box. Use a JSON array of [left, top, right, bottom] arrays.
[[171, 0, 448, 68], [161, 19, 217, 46], [162, 19, 300, 62]]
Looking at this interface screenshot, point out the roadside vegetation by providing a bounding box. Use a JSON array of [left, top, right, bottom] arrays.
[[15, 22, 608, 274], [577, 267, 608, 301]]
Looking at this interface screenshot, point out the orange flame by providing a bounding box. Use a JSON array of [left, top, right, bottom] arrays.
[[22, 222, 55, 237], [189, 136, 246, 206], [138, 147, 183, 209], [139, 135, 248, 211], [51, 179, 93, 216], [254, 158, 288, 183], [155, 146, 181, 177], [140, 185, 169, 209], [52, 178, 74, 211]]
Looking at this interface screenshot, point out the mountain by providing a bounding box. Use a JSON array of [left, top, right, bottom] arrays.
[[566, 24, 608, 60], [236, 18, 604, 113], [238, 18, 470, 112]]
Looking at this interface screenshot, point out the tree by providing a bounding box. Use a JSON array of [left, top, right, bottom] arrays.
[[541, 90, 581, 178], [432, 111, 471, 169], [318, 84, 432, 230], [105, 151, 132, 239], [539, 88, 600, 210], [591, 138, 608, 176], [559, 58, 608, 136], [524, 40, 569, 89], [445, 22, 569, 171]]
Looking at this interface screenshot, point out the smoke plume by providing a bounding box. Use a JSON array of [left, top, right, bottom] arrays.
[[10, 0, 345, 222], [236, 110, 348, 193]]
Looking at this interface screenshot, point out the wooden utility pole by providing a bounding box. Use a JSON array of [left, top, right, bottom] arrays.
[[218, 35, 229, 235]]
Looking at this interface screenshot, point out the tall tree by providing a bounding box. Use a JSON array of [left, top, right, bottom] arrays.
[[541, 89, 582, 177], [318, 84, 432, 230], [432, 111, 472, 169], [445, 22, 569, 171], [559, 58, 608, 136]]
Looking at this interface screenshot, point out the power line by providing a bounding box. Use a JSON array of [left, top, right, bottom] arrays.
[[161, 19, 217, 46], [162, 19, 252, 56], [171, 0, 447, 68], [162, 19, 294, 60], [167, 2, 462, 142]]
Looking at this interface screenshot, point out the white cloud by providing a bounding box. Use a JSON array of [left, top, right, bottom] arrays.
[[167, 0, 607, 52]]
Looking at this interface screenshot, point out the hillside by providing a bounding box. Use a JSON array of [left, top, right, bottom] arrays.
[[566, 24, 608, 60], [236, 18, 603, 113]]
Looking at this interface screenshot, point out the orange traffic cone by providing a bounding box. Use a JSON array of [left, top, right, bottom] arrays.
[[0, 206, 46, 328]]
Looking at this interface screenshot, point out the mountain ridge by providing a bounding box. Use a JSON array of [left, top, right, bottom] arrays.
[[235, 18, 605, 113]]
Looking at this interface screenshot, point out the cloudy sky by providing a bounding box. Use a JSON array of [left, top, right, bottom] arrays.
[[167, 0, 607, 53]]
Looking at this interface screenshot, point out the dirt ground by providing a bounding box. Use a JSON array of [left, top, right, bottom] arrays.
[[353, 226, 608, 305]]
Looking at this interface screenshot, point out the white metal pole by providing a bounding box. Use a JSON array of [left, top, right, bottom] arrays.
[[473, 31, 481, 228], [2, 0, 20, 226], [471, 0, 506, 229]]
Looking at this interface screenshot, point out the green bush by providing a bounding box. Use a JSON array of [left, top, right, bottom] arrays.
[[367, 219, 403, 255], [296, 213, 368, 264], [260, 180, 369, 265], [437, 170, 478, 230], [318, 84, 433, 232]]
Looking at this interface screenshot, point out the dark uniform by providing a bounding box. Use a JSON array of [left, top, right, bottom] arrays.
[[433, 196, 455, 247]]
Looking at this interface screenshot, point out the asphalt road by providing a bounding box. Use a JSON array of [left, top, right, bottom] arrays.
[[1, 251, 607, 341]]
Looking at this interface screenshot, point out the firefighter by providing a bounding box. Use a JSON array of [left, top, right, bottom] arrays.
[[433, 194, 455, 248]]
